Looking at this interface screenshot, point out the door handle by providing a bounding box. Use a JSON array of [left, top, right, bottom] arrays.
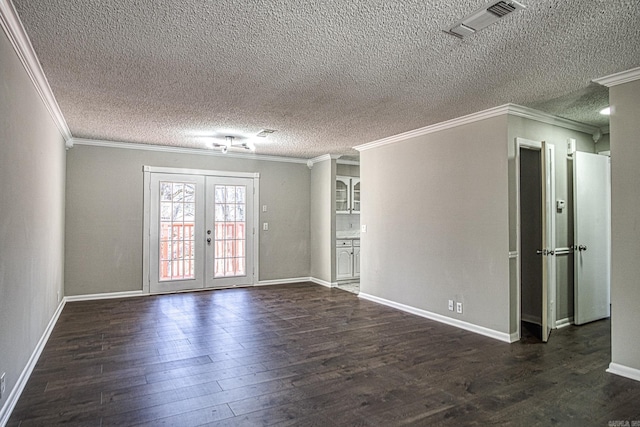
[[578, 244, 587, 252], [206, 238, 212, 245], [536, 249, 555, 256]]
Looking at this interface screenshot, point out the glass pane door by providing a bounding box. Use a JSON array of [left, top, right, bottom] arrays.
[[205, 176, 254, 288], [150, 174, 205, 293]]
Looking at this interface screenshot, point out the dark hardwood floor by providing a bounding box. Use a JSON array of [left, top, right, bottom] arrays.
[[8, 282, 640, 426]]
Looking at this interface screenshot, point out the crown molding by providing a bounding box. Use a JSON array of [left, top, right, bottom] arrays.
[[593, 67, 640, 87], [355, 104, 599, 152], [336, 159, 360, 166], [0, 0, 72, 141], [506, 104, 600, 134], [70, 138, 310, 164], [354, 105, 510, 152], [306, 153, 342, 169]]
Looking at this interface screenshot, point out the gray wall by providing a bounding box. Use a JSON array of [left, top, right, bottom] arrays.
[[360, 115, 511, 334], [0, 31, 66, 415], [65, 145, 310, 295], [507, 116, 596, 330], [610, 79, 640, 373], [309, 159, 334, 283]]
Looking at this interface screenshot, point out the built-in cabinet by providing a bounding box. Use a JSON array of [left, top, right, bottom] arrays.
[[336, 176, 360, 214], [336, 239, 360, 280]]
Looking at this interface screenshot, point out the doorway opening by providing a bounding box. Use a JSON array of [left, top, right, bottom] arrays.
[[517, 138, 556, 342], [143, 166, 260, 294]]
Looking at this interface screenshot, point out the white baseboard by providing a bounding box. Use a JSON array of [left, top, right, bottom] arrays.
[[607, 363, 640, 382], [358, 293, 514, 343], [64, 290, 144, 302], [256, 277, 312, 286], [308, 277, 336, 288], [556, 317, 574, 329], [0, 298, 66, 427]]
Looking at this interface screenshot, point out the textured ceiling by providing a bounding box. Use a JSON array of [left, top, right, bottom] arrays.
[[11, 0, 640, 159]]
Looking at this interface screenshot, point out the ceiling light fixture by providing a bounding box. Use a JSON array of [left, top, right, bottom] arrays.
[[599, 106, 611, 115], [445, 0, 526, 38], [208, 135, 256, 153]]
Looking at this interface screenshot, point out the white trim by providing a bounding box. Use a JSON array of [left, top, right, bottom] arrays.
[[307, 154, 342, 168], [358, 292, 515, 343], [607, 363, 640, 382], [144, 165, 259, 179], [555, 317, 574, 329], [252, 176, 260, 285], [256, 277, 313, 286], [593, 67, 640, 87], [354, 104, 599, 152], [336, 159, 360, 166], [309, 277, 336, 288], [71, 138, 309, 165], [0, 299, 66, 427], [64, 290, 144, 302], [508, 105, 599, 134], [0, 0, 72, 142]]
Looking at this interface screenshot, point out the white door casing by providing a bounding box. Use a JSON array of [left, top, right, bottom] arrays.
[[143, 166, 259, 294], [573, 152, 611, 325]]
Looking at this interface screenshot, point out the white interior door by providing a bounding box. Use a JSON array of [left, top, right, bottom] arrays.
[[540, 141, 556, 342], [573, 151, 611, 325], [205, 176, 255, 288], [150, 173, 205, 293], [517, 138, 556, 342]]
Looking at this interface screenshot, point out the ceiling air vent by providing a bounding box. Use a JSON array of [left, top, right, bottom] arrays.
[[445, 0, 526, 38], [256, 129, 276, 138], [487, 1, 518, 17]]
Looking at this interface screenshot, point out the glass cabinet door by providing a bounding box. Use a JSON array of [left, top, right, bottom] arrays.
[[351, 179, 360, 213], [336, 177, 350, 213]]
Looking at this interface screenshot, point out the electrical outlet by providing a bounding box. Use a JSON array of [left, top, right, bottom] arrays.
[[262, 205, 267, 212], [456, 302, 463, 314], [263, 222, 269, 231], [448, 300, 454, 311], [1, 372, 5, 399]]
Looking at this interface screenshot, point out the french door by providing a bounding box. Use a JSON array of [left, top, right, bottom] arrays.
[[146, 168, 257, 293]]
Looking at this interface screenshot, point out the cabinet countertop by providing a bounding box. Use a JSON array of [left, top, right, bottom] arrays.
[[336, 231, 360, 239]]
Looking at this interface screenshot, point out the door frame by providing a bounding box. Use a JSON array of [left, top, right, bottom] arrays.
[[515, 138, 557, 341], [142, 166, 260, 294]]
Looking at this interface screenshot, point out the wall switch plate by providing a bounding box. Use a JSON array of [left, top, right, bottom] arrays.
[[361, 224, 367, 233], [1, 372, 5, 398], [456, 302, 463, 314], [263, 222, 269, 231], [448, 300, 454, 311]]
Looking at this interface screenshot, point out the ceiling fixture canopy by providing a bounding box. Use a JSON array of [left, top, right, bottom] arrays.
[[446, 0, 526, 38]]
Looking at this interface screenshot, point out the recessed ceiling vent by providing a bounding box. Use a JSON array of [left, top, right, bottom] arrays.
[[256, 129, 276, 138], [445, 0, 526, 38]]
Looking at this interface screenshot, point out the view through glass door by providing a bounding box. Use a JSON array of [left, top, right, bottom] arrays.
[[205, 176, 254, 288], [148, 171, 255, 293]]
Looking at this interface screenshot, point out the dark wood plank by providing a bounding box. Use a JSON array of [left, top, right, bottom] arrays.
[[7, 282, 640, 426]]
